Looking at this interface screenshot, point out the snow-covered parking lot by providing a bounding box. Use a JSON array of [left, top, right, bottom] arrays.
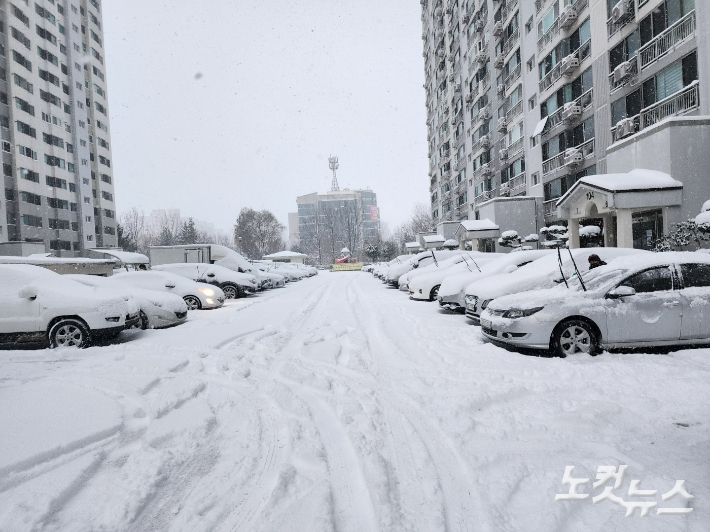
[[1, 271, 708, 531]]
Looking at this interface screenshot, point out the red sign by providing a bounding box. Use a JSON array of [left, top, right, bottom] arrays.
[[370, 206, 379, 221]]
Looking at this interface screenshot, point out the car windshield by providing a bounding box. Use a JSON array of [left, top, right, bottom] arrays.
[[566, 267, 628, 292]]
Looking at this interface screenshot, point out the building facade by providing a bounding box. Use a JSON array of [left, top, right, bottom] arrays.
[[421, 0, 708, 251], [296, 189, 380, 262], [0, 0, 116, 256]]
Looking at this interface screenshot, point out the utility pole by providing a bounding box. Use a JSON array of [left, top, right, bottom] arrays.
[[329, 156, 340, 192]]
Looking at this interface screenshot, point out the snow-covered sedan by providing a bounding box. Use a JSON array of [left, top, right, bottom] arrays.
[[480, 252, 710, 357], [385, 250, 469, 287], [407, 253, 504, 300], [153, 263, 258, 298], [112, 271, 225, 310], [438, 250, 553, 311], [68, 274, 188, 329], [0, 264, 139, 348], [464, 247, 648, 323]]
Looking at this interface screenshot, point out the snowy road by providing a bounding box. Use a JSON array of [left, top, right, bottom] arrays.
[[1, 272, 708, 531]]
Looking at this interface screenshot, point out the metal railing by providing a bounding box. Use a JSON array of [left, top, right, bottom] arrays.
[[542, 88, 593, 136], [608, 57, 638, 93], [607, 1, 635, 38], [505, 99, 523, 122], [455, 156, 467, 171], [541, 138, 594, 176], [537, 18, 559, 53], [509, 172, 526, 192], [640, 81, 700, 129], [500, 28, 520, 58], [539, 39, 591, 94], [639, 10, 695, 70], [507, 136, 524, 156], [544, 199, 557, 217], [503, 62, 522, 88]]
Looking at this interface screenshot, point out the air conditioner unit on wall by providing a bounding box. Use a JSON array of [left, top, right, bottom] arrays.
[[480, 163, 492, 176], [497, 118, 508, 132], [615, 117, 637, 139], [499, 147, 509, 160], [612, 0, 631, 24], [560, 54, 580, 77], [564, 148, 584, 167], [497, 84, 506, 93], [475, 19, 484, 32], [480, 134, 491, 149], [499, 182, 510, 196], [562, 102, 582, 122], [479, 106, 491, 120], [494, 54, 505, 69], [493, 21, 504, 36], [560, 5, 578, 29], [613, 59, 636, 84]]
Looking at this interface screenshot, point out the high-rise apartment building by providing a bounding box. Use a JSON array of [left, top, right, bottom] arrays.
[[0, 0, 116, 256], [421, 0, 708, 251]]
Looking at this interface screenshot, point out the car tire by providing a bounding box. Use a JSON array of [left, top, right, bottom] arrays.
[[429, 285, 441, 301], [139, 310, 149, 330], [551, 319, 599, 357], [183, 295, 202, 310], [222, 284, 239, 299], [49, 319, 91, 349]]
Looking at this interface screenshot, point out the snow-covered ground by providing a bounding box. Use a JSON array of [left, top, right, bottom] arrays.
[[1, 272, 707, 531]]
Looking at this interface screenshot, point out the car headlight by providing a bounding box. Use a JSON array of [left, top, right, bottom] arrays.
[[502, 307, 544, 319], [480, 299, 493, 310], [206, 298, 214, 305], [199, 288, 215, 296], [465, 294, 476, 303]]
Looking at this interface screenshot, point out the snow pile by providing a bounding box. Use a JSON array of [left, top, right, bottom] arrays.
[[580, 225, 601, 237]]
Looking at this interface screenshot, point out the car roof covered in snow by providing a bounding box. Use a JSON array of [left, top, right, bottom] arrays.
[[92, 249, 150, 264]]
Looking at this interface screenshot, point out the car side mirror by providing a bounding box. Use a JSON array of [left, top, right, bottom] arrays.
[[503, 264, 518, 273], [207, 273, 216, 277], [238, 267, 244, 273], [165, 281, 176, 288], [18, 285, 38, 300], [607, 286, 636, 299]]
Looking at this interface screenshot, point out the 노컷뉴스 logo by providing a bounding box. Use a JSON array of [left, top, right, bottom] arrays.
[[555, 466, 694, 517]]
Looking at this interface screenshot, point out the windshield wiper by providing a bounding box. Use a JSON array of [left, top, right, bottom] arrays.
[[431, 250, 438, 267]]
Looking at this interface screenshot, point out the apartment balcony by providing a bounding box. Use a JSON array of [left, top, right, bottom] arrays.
[[509, 172, 526, 194], [495, 0, 519, 26], [607, 0, 635, 39], [539, 39, 591, 94], [454, 182, 465, 195], [543, 199, 558, 218], [538, 0, 589, 53], [611, 82, 700, 143], [455, 156, 466, 172], [639, 10, 695, 71], [542, 138, 594, 176], [608, 57, 638, 93], [503, 62, 521, 88], [505, 100, 523, 123], [475, 189, 496, 204], [500, 28, 520, 58], [542, 88, 593, 137], [506, 136, 524, 158]]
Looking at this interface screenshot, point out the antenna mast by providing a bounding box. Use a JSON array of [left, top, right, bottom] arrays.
[[328, 156, 340, 192]]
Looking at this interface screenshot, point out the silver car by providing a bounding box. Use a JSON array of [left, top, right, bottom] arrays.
[[479, 252, 710, 357]]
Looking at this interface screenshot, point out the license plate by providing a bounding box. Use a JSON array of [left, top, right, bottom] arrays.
[[481, 319, 492, 329]]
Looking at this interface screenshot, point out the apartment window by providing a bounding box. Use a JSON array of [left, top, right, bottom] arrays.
[[37, 46, 59, 66], [59, 24, 65, 35], [19, 146, 38, 160], [609, 30, 640, 72], [36, 25, 58, 45], [46, 175, 67, 189], [542, 116, 595, 161], [43, 133, 65, 148], [103, 226, 115, 235], [96, 120, 108, 132], [39, 69, 60, 87], [102, 209, 114, 219], [14, 97, 35, 116], [12, 50, 32, 72], [3, 163, 11, 177], [50, 240, 72, 250], [45, 155, 66, 169], [527, 56, 535, 73], [95, 101, 107, 115], [66, 143, 74, 153], [16, 121, 36, 137], [11, 26, 31, 49], [79, 120, 86, 129], [2, 141, 10, 153], [539, 19, 591, 80], [97, 138, 109, 149], [0, 116, 7, 129], [80, 139, 87, 147], [69, 183, 76, 192], [47, 197, 69, 209], [540, 67, 593, 118], [21, 191, 42, 205], [92, 65, 105, 81], [93, 84, 106, 98], [19, 168, 40, 182], [11, 5, 30, 27], [5, 189, 16, 201], [87, 235, 93, 241], [22, 214, 43, 227], [501, 157, 525, 184], [84, 196, 91, 204], [67, 162, 75, 173], [86, 216, 92, 223], [100, 173, 111, 184], [13, 73, 34, 94], [528, 95, 537, 111], [48, 218, 70, 230], [40, 89, 62, 107], [91, 47, 103, 64], [525, 16, 533, 35], [531, 172, 541, 186], [639, 0, 696, 47], [35, 4, 57, 25]]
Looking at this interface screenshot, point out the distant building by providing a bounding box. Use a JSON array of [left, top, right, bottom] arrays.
[[287, 212, 299, 241], [141, 209, 216, 239], [296, 189, 380, 262]]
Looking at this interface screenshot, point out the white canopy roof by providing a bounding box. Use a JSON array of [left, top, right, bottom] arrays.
[[458, 219, 500, 231], [533, 116, 548, 136], [93, 249, 150, 264], [405, 242, 422, 249], [422, 234, 446, 243], [263, 250, 308, 259]]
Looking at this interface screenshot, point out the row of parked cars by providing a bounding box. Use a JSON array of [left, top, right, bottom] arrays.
[[0, 246, 317, 349], [367, 247, 710, 357]]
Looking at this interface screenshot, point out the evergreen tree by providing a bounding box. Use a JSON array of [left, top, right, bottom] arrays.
[[178, 218, 199, 245]]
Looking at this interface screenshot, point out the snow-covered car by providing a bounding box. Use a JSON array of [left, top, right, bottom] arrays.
[[372, 256, 409, 279], [385, 250, 470, 287], [407, 253, 504, 300], [0, 264, 139, 348], [253, 263, 286, 287], [464, 247, 649, 323], [68, 274, 188, 329], [210, 245, 268, 289], [267, 263, 309, 281], [152, 263, 258, 298], [480, 252, 710, 356], [438, 250, 553, 311], [112, 271, 225, 310]]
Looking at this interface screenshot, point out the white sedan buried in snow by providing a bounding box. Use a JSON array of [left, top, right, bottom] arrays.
[[407, 253, 504, 300], [480, 252, 710, 356], [152, 263, 258, 299], [112, 271, 225, 310], [438, 250, 553, 311], [464, 247, 648, 323], [387, 250, 470, 287], [0, 264, 138, 348], [68, 274, 188, 329]]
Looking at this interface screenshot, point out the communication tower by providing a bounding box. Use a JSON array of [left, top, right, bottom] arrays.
[[328, 156, 340, 192]]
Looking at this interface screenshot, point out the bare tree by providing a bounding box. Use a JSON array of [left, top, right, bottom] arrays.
[[234, 208, 285, 259], [393, 203, 434, 253], [118, 207, 145, 252]]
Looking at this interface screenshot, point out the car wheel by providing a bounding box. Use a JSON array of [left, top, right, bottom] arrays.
[[49, 319, 91, 348], [183, 295, 202, 310], [222, 284, 239, 299], [429, 285, 441, 301], [552, 319, 599, 357], [139, 311, 149, 330]]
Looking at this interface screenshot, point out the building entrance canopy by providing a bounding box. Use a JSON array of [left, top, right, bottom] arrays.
[[555, 169, 683, 248]]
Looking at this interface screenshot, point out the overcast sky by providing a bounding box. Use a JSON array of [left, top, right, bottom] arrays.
[[103, 0, 428, 234]]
